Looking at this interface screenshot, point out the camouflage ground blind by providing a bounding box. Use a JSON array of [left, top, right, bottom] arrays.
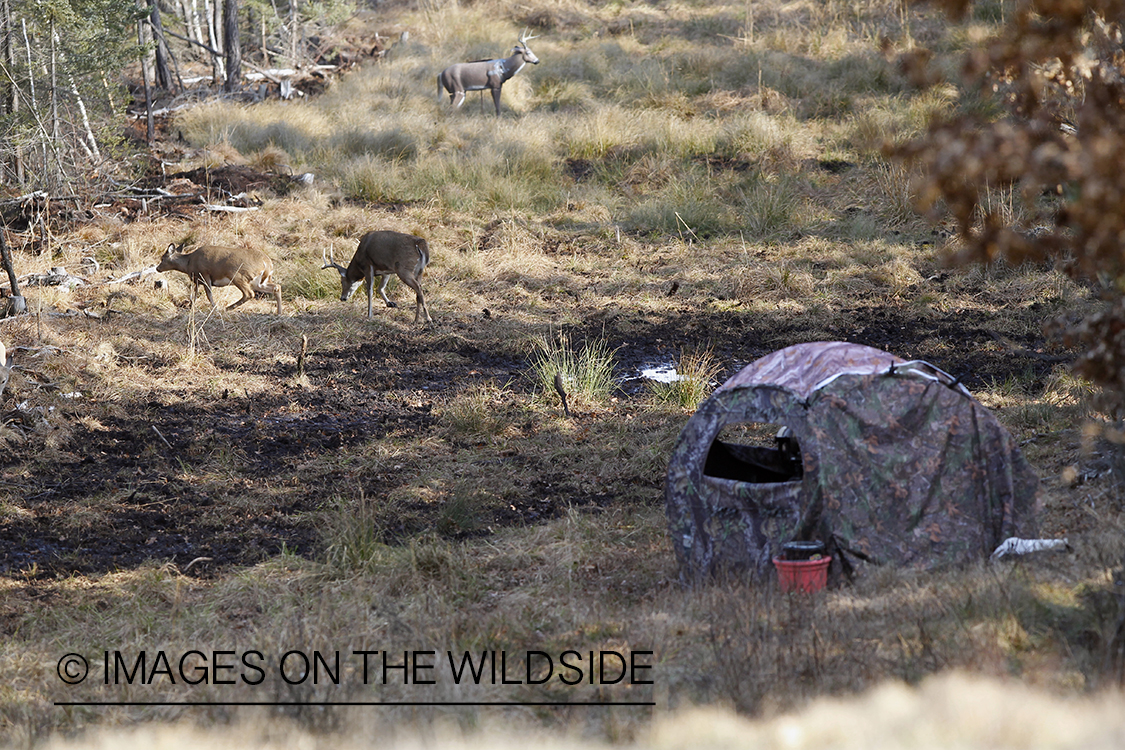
[[664, 342, 1040, 583]]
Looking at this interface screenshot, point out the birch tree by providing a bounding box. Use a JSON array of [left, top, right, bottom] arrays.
[[0, 0, 142, 191]]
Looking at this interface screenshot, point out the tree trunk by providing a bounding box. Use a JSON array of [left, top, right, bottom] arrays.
[[51, 28, 101, 163], [48, 19, 57, 142], [288, 0, 297, 65], [68, 76, 99, 161], [179, 0, 203, 48], [21, 19, 43, 181], [0, 230, 25, 316], [20, 19, 35, 113], [136, 0, 154, 143], [2, 0, 23, 186], [149, 19, 185, 93], [190, 0, 203, 46], [65, 70, 100, 161], [150, 0, 173, 91], [206, 0, 224, 83], [1, 0, 12, 116], [47, 19, 62, 189], [259, 8, 268, 66], [222, 0, 240, 92]]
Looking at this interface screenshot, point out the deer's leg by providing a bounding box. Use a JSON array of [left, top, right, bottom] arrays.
[[492, 86, 502, 116], [365, 264, 375, 319], [403, 276, 431, 324], [227, 279, 254, 310], [253, 276, 283, 314], [187, 274, 205, 309], [453, 90, 466, 108], [200, 278, 219, 309], [378, 274, 398, 308]]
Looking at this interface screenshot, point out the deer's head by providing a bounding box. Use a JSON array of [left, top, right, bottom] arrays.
[[515, 29, 540, 64]]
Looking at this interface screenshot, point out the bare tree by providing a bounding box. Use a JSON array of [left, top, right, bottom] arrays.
[[2, 0, 23, 185], [222, 0, 240, 92], [136, 0, 155, 142], [150, 0, 174, 91], [205, 0, 224, 83], [184, 0, 203, 47]]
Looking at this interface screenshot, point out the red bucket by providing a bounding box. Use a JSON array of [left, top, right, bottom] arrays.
[[772, 556, 832, 593]]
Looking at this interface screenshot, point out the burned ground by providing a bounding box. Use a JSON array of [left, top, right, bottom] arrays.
[[0, 292, 1072, 579]]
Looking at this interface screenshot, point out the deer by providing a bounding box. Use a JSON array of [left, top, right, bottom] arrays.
[[157, 242, 283, 314], [321, 230, 433, 324], [0, 341, 12, 401], [438, 30, 539, 116]]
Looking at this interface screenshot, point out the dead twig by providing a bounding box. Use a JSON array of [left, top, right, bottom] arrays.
[[152, 425, 173, 450], [554, 371, 571, 418]]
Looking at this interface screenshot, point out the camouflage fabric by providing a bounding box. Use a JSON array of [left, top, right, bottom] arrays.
[[665, 342, 1039, 583]]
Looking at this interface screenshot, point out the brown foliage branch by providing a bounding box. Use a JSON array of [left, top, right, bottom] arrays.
[[895, 0, 1125, 409]]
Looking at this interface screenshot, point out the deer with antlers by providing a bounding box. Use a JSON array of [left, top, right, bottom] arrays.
[[322, 230, 433, 324], [438, 30, 540, 116]]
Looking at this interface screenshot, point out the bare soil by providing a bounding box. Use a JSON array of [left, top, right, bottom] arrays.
[[0, 245, 1069, 578]]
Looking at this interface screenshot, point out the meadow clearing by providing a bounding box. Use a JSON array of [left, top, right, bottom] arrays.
[[0, 0, 1122, 746]]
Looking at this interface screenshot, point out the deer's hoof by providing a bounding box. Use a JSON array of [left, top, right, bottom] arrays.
[[386, 301, 398, 308]]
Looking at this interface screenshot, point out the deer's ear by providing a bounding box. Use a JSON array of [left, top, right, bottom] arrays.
[[166, 243, 176, 253]]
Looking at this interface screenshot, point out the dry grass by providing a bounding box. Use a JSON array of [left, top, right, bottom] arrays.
[[20, 672, 1125, 749], [0, 0, 1122, 747], [647, 347, 722, 409]]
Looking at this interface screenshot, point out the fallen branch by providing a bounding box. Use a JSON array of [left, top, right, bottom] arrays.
[[0, 230, 26, 317], [19, 267, 87, 288], [202, 203, 259, 213], [107, 265, 159, 284], [152, 424, 173, 449], [182, 556, 213, 573]]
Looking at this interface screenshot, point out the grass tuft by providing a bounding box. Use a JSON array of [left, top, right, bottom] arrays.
[[442, 380, 517, 438], [648, 348, 723, 409], [322, 494, 391, 575], [528, 331, 617, 410]]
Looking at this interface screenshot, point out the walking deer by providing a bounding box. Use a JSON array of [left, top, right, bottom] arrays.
[[322, 230, 433, 324], [157, 243, 283, 314], [438, 30, 539, 116]]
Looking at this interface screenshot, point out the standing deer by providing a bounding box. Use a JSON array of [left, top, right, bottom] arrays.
[[322, 230, 433, 324], [438, 30, 539, 116], [157, 242, 283, 314], [0, 341, 12, 401]]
